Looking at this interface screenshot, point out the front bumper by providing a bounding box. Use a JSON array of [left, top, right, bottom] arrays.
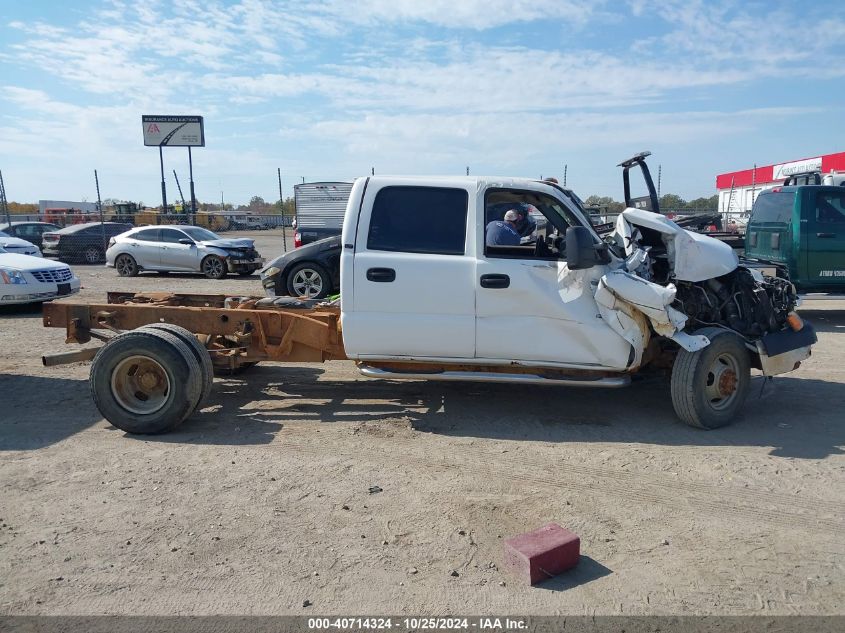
[[226, 257, 264, 273], [1, 278, 81, 304]]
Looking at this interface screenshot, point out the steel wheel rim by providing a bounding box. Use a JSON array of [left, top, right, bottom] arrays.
[[117, 256, 134, 276], [204, 258, 223, 276], [704, 352, 740, 411], [110, 355, 171, 415], [292, 269, 323, 298], [85, 248, 101, 263]]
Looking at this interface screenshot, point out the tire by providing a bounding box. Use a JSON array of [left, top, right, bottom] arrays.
[[286, 262, 331, 299], [83, 246, 104, 264], [670, 327, 751, 429], [90, 330, 204, 434], [115, 254, 139, 277], [201, 255, 227, 280], [139, 324, 213, 412]]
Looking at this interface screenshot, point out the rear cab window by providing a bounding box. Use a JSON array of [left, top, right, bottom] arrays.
[[367, 186, 468, 255]]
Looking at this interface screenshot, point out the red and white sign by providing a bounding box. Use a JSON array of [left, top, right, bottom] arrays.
[[772, 156, 822, 180]]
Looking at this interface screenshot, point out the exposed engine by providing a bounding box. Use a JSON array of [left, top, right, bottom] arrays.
[[673, 268, 798, 338]]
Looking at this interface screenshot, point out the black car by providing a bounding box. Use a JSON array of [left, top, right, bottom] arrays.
[[0, 221, 62, 250], [259, 235, 341, 299], [42, 222, 133, 263]]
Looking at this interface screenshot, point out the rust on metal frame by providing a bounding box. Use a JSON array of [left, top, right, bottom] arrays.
[[43, 292, 347, 363]]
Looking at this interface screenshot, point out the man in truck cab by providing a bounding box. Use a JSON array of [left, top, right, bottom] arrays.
[[486, 209, 522, 246]]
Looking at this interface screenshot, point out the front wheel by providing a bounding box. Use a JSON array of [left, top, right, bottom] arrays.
[[286, 262, 331, 299], [201, 255, 227, 280], [115, 254, 138, 277], [670, 327, 751, 429]]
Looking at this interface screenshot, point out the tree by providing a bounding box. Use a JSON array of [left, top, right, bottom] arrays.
[[584, 195, 625, 213]]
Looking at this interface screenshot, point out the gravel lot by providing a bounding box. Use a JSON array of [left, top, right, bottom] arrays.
[[1, 233, 843, 615]]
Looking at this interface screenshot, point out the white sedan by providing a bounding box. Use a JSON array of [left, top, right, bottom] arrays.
[[105, 225, 264, 279], [0, 246, 81, 305], [0, 230, 42, 257]]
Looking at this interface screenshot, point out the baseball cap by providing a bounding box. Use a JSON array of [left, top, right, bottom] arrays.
[[504, 210, 519, 221]]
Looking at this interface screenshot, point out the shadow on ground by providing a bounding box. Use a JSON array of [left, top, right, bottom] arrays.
[[0, 374, 100, 450]]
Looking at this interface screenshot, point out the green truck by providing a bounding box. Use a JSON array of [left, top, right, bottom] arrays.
[[745, 184, 845, 293]]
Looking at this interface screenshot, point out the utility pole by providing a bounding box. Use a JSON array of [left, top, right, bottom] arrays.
[[0, 170, 10, 226], [371, 167, 374, 176], [95, 169, 105, 252], [277, 168, 287, 252], [188, 146, 197, 223], [172, 170, 187, 215], [466, 166, 469, 176], [563, 165, 568, 187]]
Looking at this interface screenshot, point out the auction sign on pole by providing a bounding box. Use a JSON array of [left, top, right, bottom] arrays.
[[142, 115, 205, 214]]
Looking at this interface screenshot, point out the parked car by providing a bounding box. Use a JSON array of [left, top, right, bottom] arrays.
[[0, 246, 80, 305], [260, 235, 341, 299], [106, 225, 264, 279], [42, 222, 133, 263], [0, 231, 42, 257], [0, 221, 62, 250]]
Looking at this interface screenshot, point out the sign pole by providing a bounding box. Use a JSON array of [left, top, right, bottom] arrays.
[[188, 146, 197, 223], [277, 168, 287, 252], [159, 146, 168, 213]]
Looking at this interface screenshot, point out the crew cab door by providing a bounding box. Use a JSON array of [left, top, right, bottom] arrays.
[[475, 186, 632, 370], [804, 188, 845, 288], [341, 182, 476, 359]]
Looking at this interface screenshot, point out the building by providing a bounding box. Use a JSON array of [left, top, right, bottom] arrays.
[[38, 200, 99, 214], [716, 151, 845, 215]]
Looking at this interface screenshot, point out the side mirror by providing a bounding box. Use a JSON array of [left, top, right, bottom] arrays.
[[566, 226, 609, 269], [178, 238, 195, 245]]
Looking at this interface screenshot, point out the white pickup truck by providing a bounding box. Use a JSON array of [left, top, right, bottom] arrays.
[[44, 154, 817, 433]]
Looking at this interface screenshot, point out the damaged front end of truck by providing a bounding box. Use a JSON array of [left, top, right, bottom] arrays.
[[589, 153, 816, 427]]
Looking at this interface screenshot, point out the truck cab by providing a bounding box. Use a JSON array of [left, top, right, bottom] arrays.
[[745, 185, 845, 292]]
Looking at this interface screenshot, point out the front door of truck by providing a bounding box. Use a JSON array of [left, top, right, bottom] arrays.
[[475, 187, 633, 371], [343, 182, 476, 359], [805, 188, 845, 289]]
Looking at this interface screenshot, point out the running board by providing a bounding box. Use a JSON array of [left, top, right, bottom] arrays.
[[357, 365, 631, 388]]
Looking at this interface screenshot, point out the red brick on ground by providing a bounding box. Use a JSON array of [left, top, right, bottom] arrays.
[[503, 523, 580, 585]]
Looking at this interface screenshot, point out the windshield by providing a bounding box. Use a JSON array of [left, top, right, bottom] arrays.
[[0, 231, 9, 238], [181, 227, 220, 241], [751, 192, 795, 224]]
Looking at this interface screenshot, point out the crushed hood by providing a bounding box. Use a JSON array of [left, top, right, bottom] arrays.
[[200, 238, 255, 249], [615, 208, 738, 282]]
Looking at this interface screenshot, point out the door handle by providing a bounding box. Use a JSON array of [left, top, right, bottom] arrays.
[[816, 232, 836, 238], [480, 273, 510, 289], [366, 267, 396, 282]]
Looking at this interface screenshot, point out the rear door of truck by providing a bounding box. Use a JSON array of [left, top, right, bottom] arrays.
[[341, 179, 476, 359], [804, 187, 845, 288]]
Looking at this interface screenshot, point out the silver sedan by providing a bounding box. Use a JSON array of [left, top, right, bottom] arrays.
[[105, 225, 264, 279]]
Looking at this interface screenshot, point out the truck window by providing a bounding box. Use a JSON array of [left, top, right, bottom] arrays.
[[815, 191, 845, 224], [750, 192, 794, 223], [484, 189, 576, 259], [367, 186, 468, 255]]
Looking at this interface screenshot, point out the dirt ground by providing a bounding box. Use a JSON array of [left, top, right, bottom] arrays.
[[1, 235, 843, 615]]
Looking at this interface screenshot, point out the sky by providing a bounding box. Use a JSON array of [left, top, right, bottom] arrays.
[[1, 0, 844, 206]]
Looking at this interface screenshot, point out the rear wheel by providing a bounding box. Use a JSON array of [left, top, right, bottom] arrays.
[[670, 327, 751, 429], [201, 255, 227, 280], [139, 324, 213, 411], [286, 262, 331, 299], [90, 330, 204, 434], [83, 246, 104, 264], [115, 254, 138, 277]]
